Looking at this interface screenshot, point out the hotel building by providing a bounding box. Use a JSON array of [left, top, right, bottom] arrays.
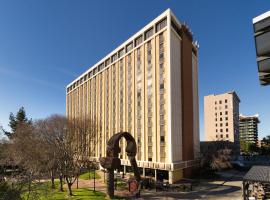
[[204, 92, 240, 142], [239, 114, 259, 145], [66, 9, 200, 183]]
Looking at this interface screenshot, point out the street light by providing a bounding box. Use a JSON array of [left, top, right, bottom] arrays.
[[253, 11, 270, 86]]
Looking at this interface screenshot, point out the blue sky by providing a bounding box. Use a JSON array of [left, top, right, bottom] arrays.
[[0, 0, 269, 140]]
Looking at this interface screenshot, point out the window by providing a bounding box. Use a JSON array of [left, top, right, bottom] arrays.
[[215, 101, 217, 105], [225, 105, 228, 109], [220, 129, 223, 132], [156, 17, 167, 32], [220, 118, 223, 121], [216, 129, 218, 133], [225, 117, 228, 120], [226, 122, 228, 126], [171, 20, 181, 36], [215, 118, 217, 121], [225, 111, 228, 115], [135, 35, 143, 47], [220, 112, 222, 115], [220, 134, 223, 138], [160, 83, 164, 90], [226, 128, 229, 132], [215, 124, 217, 127], [226, 134, 229, 138], [111, 54, 117, 62], [145, 27, 154, 40], [148, 158, 152, 161], [159, 34, 164, 45], [160, 136, 165, 143], [159, 52, 164, 60], [126, 42, 133, 53], [216, 135, 218, 138], [220, 123, 223, 127], [105, 58, 110, 66], [219, 100, 222, 104], [98, 63, 104, 71], [118, 48, 125, 58], [225, 99, 228, 103]]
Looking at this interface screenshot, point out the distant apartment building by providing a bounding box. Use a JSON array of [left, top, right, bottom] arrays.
[[239, 114, 259, 144], [204, 92, 240, 142], [66, 9, 200, 183]]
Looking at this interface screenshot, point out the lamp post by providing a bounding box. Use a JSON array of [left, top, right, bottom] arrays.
[[93, 169, 96, 191]]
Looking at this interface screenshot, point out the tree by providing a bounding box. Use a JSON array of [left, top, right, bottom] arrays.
[[3, 107, 32, 138], [260, 135, 270, 155], [240, 140, 259, 155], [35, 115, 98, 196], [59, 117, 97, 196], [262, 135, 270, 146], [201, 141, 233, 172], [8, 123, 45, 200], [2, 113, 99, 197], [34, 117, 60, 190], [210, 148, 232, 170], [240, 140, 251, 155]]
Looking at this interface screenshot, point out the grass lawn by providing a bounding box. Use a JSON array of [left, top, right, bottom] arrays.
[[21, 181, 106, 200], [79, 171, 101, 180]]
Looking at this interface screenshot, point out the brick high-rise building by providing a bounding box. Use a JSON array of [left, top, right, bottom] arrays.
[[66, 9, 200, 183]]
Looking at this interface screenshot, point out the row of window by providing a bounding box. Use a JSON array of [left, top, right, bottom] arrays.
[[216, 134, 229, 139], [159, 33, 166, 139], [136, 47, 142, 160], [215, 105, 229, 110], [215, 111, 228, 116], [147, 40, 153, 160], [128, 54, 133, 132], [215, 116, 229, 122], [215, 99, 228, 105], [216, 122, 229, 127], [216, 128, 229, 133], [67, 17, 167, 93], [119, 60, 124, 131]]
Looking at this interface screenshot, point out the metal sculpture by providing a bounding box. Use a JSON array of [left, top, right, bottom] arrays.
[[99, 132, 141, 198]]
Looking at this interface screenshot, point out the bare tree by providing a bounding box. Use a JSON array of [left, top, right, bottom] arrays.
[[61, 117, 98, 196], [2, 114, 99, 197], [37, 115, 98, 196], [35, 117, 61, 190], [8, 123, 46, 200]]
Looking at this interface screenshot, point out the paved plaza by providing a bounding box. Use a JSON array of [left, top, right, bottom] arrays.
[[72, 170, 244, 199]]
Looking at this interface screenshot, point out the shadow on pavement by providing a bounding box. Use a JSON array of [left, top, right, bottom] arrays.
[[140, 183, 241, 199]]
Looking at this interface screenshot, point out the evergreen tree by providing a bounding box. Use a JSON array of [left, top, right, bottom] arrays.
[[3, 107, 32, 138]]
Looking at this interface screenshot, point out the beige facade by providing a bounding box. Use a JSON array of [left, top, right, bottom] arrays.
[[66, 9, 199, 183], [204, 92, 240, 142]]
